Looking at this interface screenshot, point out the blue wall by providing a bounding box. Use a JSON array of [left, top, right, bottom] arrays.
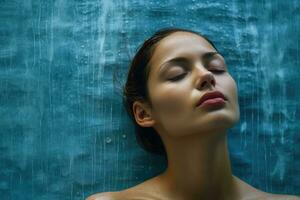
[[0, 0, 299, 199]]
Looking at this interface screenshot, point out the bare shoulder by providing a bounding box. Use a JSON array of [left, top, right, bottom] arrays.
[[250, 187, 300, 200], [233, 176, 299, 200], [241, 189, 300, 200], [85, 191, 120, 200], [85, 187, 153, 200], [263, 193, 300, 200], [86, 175, 166, 200], [85, 187, 147, 200], [246, 185, 299, 200]]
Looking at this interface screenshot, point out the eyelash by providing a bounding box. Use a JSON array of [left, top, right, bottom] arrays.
[[169, 73, 187, 81], [212, 69, 226, 74], [169, 70, 225, 82]]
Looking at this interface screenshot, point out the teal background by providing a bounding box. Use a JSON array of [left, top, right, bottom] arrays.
[[0, 0, 299, 199]]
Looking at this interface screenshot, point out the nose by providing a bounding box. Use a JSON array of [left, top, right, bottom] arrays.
[[195, 67, 216, 90]]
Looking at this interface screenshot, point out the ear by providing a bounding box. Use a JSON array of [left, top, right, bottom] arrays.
[[132, 101, 155, 127]]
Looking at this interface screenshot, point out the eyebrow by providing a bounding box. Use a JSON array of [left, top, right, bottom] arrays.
[[158, 51, 221, 74]]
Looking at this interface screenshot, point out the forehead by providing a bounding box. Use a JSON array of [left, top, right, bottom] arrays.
[[148, 31, 216, 70]]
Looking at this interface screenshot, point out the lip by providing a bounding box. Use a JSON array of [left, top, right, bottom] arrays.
[[196, 91, 227, 107]]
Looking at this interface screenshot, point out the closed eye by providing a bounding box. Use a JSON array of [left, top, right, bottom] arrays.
[[168, 68, 226, 82], [168, 73, 187, 81], [211, 69, 226, 74]]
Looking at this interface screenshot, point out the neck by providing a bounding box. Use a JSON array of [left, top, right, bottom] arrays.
[[159, 131, 240, 200]]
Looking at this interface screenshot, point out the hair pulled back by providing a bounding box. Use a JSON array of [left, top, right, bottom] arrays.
[[122, 27, 218, 156]]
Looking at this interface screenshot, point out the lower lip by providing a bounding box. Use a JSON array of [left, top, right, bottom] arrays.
[[198, 98, 226, 107]]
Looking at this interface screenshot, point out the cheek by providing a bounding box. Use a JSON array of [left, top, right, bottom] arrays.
[[223, 75, 240, 115], [219, 75, 238, 101], [228, 76, 239, 104], [150, 84, 190, 116]]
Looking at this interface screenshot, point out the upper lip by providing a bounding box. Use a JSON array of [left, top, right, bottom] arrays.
[[196, 91, 227, 107]]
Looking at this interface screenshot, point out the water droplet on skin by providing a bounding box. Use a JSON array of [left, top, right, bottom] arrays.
[[105, 137, 112, 143]]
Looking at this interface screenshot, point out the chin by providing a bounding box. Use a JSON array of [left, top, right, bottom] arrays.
[[199, 113, 239, 133]]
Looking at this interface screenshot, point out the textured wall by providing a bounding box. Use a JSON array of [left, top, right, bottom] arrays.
[[0, 0, 299, 199]]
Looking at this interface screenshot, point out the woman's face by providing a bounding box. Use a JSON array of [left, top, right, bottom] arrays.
[[143, 31, 240, 138]]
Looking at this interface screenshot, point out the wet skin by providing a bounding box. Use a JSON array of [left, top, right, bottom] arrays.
[[86, 32, 300, 200]]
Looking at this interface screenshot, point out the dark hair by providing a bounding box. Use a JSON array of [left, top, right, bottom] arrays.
[[122, 27, 218, 156]]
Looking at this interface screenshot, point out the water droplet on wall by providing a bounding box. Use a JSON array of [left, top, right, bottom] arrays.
[[105, 137, 112, 143]]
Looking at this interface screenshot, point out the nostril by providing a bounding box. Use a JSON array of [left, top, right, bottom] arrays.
[[201, 79, 215, 87], [197, 72, 216, 89], [201, 79, 214, 87]]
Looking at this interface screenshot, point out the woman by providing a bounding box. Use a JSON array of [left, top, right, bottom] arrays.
[[87, 28, 299, 200]]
